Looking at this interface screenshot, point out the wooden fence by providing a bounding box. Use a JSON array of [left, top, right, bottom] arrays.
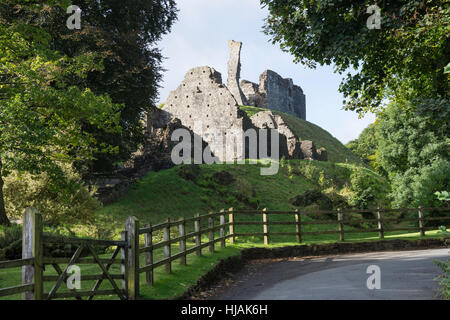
[[1, 206, 449, 299], [131, 206, 450, 291], [0, 207, 128, 300]]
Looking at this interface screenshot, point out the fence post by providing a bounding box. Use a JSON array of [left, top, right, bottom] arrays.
[[121, 231, 129, 295], [263, 208, 269, 245], [178, 218, 186, 266], [125, 216, 139, 300], [229, 208, 235, 244], [144, 223, 153, 285], [163, 218, 172, 273], [194, 214, 202, 256], [337, 208, 344, 242], [220, 209, 226, 248], [208, 215, 215, 253], [22, 207, 43, 300], [377, 207, 384, 239], [418, 206, 425, 237], [295, 209, 302, 243]]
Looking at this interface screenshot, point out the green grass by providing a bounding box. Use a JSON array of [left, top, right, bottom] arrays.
[[139, 246, 241, 299], [239, 105, 363, 164], [0, 253, 124, 300], [95, 159, 387, 234]]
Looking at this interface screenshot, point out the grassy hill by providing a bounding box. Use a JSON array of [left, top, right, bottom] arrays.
[[96, 159, 390, 233], [94, 110, 385, 232], [239, 106, 362, 164]]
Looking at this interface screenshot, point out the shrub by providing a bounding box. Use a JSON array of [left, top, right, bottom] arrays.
[[295, 161, 322, 184], [0, 223, 21, 249], [390, 160, 450, 226], [177, 164, 201, 182], [3, 163, 101, 227], [348, 167, 390, 209], [435, 257, 450, 300], [289, 189, 333, 210]]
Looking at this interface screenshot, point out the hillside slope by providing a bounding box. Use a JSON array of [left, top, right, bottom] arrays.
[[239, 106, 362, 164], [95, 111, 379, 231], [96, 159, 389, 231]]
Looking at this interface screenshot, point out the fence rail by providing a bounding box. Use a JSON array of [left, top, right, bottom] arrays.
[[0, 207, 128, 300], [133, 206, 450, 288], [0, 206, 449, 300]]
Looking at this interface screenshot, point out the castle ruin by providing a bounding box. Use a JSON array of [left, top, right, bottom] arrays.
[[241, 70, 306, 120], [145, 40, 324, 164]]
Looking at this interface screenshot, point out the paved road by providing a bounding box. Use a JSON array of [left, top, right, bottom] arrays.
[[211, 249, 449, 300]]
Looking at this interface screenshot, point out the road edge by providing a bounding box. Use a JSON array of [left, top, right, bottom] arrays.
[[176, 237, 450, 300]]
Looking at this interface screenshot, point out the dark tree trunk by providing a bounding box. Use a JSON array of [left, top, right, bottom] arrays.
[[0, 159, 11, 226]]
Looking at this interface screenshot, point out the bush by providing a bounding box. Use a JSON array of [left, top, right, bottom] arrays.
[[390, 160, 450, 226], [0, 223, 109, 261], [435, 257, 450, 300], [289, 189, 333, 210], [177, 164, 201, 182], [0, 223, 21, 249], [348, 167, 390, 209], [295, 161, 322, 184], [0, 224, 22, 260], [3, 163, 101, 227]]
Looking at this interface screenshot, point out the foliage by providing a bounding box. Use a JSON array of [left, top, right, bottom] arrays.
[[0, 1, 123, 225], [437, 226, 450, 235], [35, 0, 179, 172], [346, 123, 387, 176], [436, 191, 450, 203], [346, 123, 377, 160], [289, 189, 333, 210], [0, 223, 21, 250], [261, 0, 450, 115], [445, 63, 450, 74], [3, 163, 101, 227], [348, 167, 390, 209], [377, 101, 449, 208], [435, 257, 450, 300]]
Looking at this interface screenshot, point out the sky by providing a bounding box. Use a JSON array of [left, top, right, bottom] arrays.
[[156, 0, 376, 144]]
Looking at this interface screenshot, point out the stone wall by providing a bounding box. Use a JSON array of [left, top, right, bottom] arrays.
[[250, 110, 302, 158], [160, 66, 255, 162], [259, 70, 306, 120], [227, 40, 247, 106], [240, 80, 265, 107], [240, 70, 306, 120], [153, 65, 324, 162]]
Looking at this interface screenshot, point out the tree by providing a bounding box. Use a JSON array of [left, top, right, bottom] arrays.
[[261, 0, 449, 115], [44, 0, 178, 172], [0, 1, 121, 225], [376, 100, 449, 208], [346, 123, 386, 176]]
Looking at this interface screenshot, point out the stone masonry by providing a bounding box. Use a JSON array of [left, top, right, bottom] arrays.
[[241, 70, 306, 120], [160, 66, 254, 162], [145, 40, 325, 164], [250, 110, 302, 158], [227, 40, 247, 106]]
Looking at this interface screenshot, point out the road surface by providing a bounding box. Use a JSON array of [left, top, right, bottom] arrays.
[[210, 248, 449, 300]]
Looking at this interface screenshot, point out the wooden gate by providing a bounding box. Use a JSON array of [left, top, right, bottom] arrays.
[[41, 235, 128, 300], [7, 207, 130, 300]]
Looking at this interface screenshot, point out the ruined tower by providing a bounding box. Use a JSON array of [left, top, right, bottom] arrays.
[[227, 40, 247, 106]]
